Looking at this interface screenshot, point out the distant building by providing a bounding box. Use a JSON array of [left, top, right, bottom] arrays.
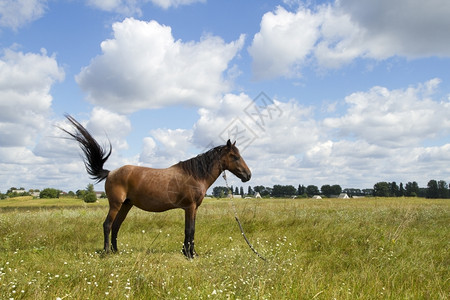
[[95, 191, 105, 199], [11, 189, 26, 194]]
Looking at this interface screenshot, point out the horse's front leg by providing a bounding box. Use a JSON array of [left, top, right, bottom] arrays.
[[182, 205, 197, 259]]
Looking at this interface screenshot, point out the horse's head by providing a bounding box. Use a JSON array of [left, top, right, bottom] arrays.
[[221, 140, 251, 182]]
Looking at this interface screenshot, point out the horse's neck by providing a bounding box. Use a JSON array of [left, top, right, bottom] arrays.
[[204, 160, 223, 188]]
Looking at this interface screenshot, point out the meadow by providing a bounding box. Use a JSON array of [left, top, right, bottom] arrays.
[[0, 196, 448, 299]]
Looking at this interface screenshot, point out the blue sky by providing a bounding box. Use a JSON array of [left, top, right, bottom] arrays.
[[1, 0, 450, 193]]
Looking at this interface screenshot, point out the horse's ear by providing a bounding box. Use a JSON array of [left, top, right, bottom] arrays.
[[232, 141, 236, 147], [226, 139, 232, 148]]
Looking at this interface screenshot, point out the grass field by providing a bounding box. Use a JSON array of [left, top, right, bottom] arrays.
[[0, 196, 448, 299]]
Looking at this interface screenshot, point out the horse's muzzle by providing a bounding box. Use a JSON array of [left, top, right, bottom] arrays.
[[241, 171, 251, 182]]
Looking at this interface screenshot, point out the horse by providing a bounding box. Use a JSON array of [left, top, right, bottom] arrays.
[[61, 115, 251, 258]]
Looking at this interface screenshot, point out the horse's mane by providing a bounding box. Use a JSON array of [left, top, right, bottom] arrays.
[[176, 145, 224, 180]]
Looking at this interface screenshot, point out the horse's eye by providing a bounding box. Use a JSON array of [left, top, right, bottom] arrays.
[[232, 155, 240, 161]]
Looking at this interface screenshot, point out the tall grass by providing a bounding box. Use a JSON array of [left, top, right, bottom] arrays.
[[0, 197, 448, 299]]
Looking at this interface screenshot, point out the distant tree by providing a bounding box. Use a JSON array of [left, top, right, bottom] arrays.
[[253, 186, 263, 193], [399, 183, 405, 197], [271, 185, 296, 197], [247, 186, 254, 196], [437, 180, 448, 198], [213, 186, 228, 198], [234, 187, 239, 195], [67, 191, 76, 198], [83, 184, 97, 203], [343, 188, 363, 197], [331, 185, 342, 196], [254, 186, 271, 197], [297, 184, 306, 196], [373, 182, 390, 197], [426, 180, 439, 198], [405, 181, 419, 197], [362, 189, 374, 196], [76, 189, 86, 199], [305, 185, 319, 197], [240, 186, 244, 197], [321, 185, 332, 197], [40, 188, 61, 199], [390, 182, 399, 197], [321, 184, 342, 197]]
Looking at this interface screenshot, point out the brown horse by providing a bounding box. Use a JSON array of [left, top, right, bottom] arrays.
[[61, 115, 251, 258]]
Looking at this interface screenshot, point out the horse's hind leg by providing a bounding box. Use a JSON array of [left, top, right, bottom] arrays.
[[103, 207, 119, 253], [111, 199, 133, 252]]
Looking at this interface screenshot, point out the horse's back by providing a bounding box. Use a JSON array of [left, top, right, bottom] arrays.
[[104, 164, 194, 211]]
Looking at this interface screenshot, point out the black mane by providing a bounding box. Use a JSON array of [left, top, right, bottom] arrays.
[[176, 145, 224, 180]]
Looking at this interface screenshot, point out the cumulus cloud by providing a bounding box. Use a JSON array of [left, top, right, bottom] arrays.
[[0, 48, 69, 192], [249, 0, 450, 79], [0, 0, 47, 30], [285, 78, 450, 187], [323, 78, 450, 147], [33, 109, 135, 191], [76, 18, 245, 113], [140, 128, 193, 167], [0, 48, 64, 147], [86, 107, 132, 151], [188, 92, 321, 187], [248, 6, 321, 79], [193, 93, 318, 155]]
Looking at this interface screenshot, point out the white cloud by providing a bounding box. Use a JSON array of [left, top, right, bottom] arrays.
[[149, 0, 205, 10], [185, 81, 450, 189], [0, 48, 64, 147], [139, 128, 193, 167], [250, 0, 450, 79], [86, 0, 205, 14], [192, 93, 254, 148], [32, 109, 135, 191], [86, 0, 136, 14], [189, 92, 321, 187], [193, 93, 318, 155], [86, 107, 132, 151], [0, 48, 70, 192], [0, 0, 47, 30], [248, 6, 321, 79], [76, 18, 245, 113], [323, 78, 450, 147]]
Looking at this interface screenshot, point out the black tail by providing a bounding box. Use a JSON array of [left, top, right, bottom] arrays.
[[61, 114, 112, 183]]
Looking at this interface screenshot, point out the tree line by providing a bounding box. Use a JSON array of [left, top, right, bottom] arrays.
[[212, 179, 450, 199], [0, 184, 105, 203], [3, 179, 450, 201]]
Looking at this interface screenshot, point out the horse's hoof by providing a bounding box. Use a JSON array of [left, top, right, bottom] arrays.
[[182, 249, 195, 260]]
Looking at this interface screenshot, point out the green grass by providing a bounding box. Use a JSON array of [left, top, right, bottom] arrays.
[[0, 197, 448, 299], [0, 196, 108, 209]]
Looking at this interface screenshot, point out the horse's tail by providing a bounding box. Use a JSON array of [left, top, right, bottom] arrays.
[[61, 114, 111, 183]]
